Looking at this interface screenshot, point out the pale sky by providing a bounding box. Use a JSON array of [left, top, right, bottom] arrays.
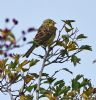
[[0, 0, 96, 99]]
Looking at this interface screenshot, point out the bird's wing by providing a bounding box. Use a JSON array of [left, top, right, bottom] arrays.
[[34, 25, 56, 45]]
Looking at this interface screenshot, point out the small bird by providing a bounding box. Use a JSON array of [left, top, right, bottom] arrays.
[[23, 19, 57, 58]]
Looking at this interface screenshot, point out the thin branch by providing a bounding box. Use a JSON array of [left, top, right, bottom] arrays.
[[44, 48, 81, 66], [51, 68, 73, 78], [7, 88, 14, 100], [32, 53, 44, 59], [36, 49, 50, 100], [57, 24, 65, 41]]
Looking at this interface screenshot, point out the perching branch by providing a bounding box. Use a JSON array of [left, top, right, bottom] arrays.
[[36, 48, 50, 100]]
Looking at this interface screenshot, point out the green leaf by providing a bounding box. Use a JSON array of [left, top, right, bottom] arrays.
[[9, 61, 16, 69], [62, 35, 69, 44], [40, 88, 47, 94], [19, 60, 29, 68], [29, 59, 39, 67], [54, 80, 64, 86], [72, 75, 83, 90], [42, 73, 49, 77], [26, 84, 37, 92], [81, 78, 90, 87], [72, 79, 81, 90], [9, 55, 20, 69], [62, 20, 75, 28], [47, 77, 56, 84], [22, 68, 29, 72], [80, 45, 92, 51], [30, 73, 39, 78], [60, 49, 67, 57], [76, 34, 87, 39], [75, 74, 83, 81], [56, 41, 66, 48], [58, 86, 70, 96], [53, 80, 70, 96], [24, 75, 34, 84], [71, 55, 81, 66], [65, 26, 73, 33]]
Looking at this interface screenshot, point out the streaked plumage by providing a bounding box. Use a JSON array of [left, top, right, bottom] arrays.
[[23, 19, 57, 58]]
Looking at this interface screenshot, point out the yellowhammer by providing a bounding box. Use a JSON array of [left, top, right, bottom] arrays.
[[23, 19, 57, 58]]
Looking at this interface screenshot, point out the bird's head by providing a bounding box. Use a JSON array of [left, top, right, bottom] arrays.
[[43, 19, 56, 27]]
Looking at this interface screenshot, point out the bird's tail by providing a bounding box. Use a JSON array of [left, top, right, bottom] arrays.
[[23, 45, 36, 58]]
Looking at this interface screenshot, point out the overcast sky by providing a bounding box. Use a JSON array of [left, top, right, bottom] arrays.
[[0, 0, 96, 99]]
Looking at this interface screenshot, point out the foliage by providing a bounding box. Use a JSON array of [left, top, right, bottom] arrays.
[[0, 18, 95, 100]]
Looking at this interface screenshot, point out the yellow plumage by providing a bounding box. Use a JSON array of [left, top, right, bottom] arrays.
[[23, 19, 57, 58]]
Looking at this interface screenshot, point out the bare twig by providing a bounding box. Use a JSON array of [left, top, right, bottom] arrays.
[[8, 88, 14, 100], [36, 49, 50, 100], [57, 24, 65, 41], [32, 53, 44, 59], [51, 68, 73, 78]]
